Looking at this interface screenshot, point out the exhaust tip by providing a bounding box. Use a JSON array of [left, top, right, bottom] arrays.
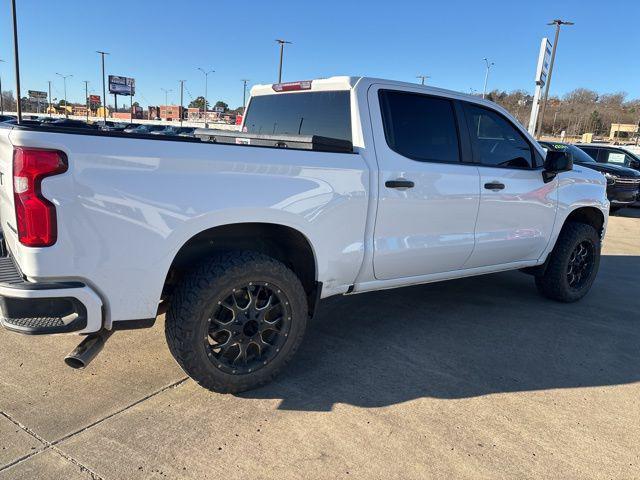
[[64, 330, 113, 370], [64, 356, 86, 369]]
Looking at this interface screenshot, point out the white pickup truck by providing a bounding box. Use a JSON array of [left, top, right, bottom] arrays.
[[0, 77, 608, 392]]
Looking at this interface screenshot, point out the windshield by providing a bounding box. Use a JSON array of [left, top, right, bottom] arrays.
[[244, 91, 352, 142]]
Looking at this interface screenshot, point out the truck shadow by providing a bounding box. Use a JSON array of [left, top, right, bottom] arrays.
[[241, 255, 640, 411]]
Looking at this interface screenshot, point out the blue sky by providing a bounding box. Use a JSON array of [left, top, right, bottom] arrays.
[[1, 0, 639, 108]]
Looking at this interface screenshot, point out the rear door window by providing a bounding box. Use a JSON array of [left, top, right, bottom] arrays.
[[579, 147, 599, 160], [243, 91, 352, 142], [378, 90, 460, 163]]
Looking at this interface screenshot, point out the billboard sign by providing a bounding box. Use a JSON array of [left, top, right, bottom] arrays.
[[88, 94, 101, 106], [108, 75, 136, 96], [534, 37, 552, 86], [28, 90, 48, 100]]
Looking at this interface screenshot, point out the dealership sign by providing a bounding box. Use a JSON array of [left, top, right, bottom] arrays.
[[28, 90, 48, 100], [534, 38, 552, 86], [108, 75, 135, 96]]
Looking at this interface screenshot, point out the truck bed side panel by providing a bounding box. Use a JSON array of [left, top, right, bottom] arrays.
[[5, 129, 369, 323]]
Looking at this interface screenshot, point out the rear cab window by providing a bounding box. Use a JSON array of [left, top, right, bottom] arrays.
[[243, 90, 352, 142]]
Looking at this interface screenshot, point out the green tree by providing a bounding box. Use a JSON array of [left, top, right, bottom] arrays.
[[214, 100, 228, 112], [189, 96, 208, 110]]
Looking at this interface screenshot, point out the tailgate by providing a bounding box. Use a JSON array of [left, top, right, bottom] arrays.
[[0, 126, 16, 236]]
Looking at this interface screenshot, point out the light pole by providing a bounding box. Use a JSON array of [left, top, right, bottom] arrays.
[[83, 80, 89, 122], [56, 73, 72, 118], [197, 67, 214, 127], [161, 88, 172, 106], [482, 58, 494, 99], [178, 80, 185, 126], [47, 80, 52, 115], [416, 74, 430, 86], [275, 39, 292, 83], [535, 19, 574, 138], [11, 0, 22, 123], [0, 59, 4, 115], [96, 51, 109, 122], [241, 79, 250, 110]]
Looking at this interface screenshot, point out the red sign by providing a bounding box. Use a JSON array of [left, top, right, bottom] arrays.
[[88, 95, 101, 106]]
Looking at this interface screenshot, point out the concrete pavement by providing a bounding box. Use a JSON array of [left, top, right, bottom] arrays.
[[1, 211, 639, 479]]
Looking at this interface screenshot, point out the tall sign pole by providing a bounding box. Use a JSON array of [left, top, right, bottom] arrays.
[[11, 0, 22, 123], [528, 38, 552, 136], [535, 19, 574, 138], [97, 51, 109, 122]]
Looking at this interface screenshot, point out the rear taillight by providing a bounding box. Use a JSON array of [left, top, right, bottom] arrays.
[[13, 147, 67, 247]]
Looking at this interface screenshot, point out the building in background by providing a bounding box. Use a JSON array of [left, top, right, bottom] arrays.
[[610, 123, 639, 141], [159, 105, 184, 121]]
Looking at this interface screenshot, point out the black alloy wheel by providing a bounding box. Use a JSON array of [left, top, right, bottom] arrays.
[[566, 240, 595, 290], [206, 283, 292, 374]]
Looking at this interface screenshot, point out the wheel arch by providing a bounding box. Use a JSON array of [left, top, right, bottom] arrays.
[[161, 222, 319, 314], [563, 206, 606, 238]]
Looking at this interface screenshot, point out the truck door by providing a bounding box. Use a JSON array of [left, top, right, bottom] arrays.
[[459, 101, 557, 268], [368, 87, 480, 280]]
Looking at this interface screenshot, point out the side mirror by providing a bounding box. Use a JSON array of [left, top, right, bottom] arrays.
[[542, 150, 573, 183]]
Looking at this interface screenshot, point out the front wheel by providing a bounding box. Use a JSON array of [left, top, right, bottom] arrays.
[[165, 251, 308, 393], [535, 222, 601, 302]]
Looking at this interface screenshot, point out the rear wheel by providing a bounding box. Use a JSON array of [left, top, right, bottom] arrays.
[[165, 251, 308, 393], [535, 222, 600, 302]]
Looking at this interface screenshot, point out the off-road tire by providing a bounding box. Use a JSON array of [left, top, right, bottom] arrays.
[[535, 222, 601, 303], [165, 251, 308, 393]]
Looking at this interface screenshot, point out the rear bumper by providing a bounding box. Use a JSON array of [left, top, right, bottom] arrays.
[[0, 255, 103, 335]]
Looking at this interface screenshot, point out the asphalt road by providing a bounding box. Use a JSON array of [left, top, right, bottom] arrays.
[[1, 209, 638, 479]]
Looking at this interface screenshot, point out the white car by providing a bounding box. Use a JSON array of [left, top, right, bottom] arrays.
[[0, 77, 609, 392]]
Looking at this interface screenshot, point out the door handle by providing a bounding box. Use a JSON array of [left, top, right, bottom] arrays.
[[385, 179, 415, 189], [484, 181, 505, 191]]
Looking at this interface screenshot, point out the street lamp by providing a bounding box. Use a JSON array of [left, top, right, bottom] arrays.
[[275, 39, 292, 83], [482, 58, 495, 99], [56, 73, 72, 118], [96, 51, 109, 122], [197, 67, 214, 127], [416, 74, 430, 86], [535, 19, 574, 138], [161, 88, 172, 106]]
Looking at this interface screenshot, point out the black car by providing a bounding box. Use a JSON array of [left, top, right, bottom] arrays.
[[0, 114, 17, 122], [540, 141, 640, 211], [576, 143, 640, 171]]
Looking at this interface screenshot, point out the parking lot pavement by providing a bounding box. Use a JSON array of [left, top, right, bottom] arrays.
[[1, 211, 639, 479]]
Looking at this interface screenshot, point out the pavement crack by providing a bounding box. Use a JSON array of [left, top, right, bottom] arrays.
[[0, 411, 50, 473], [52, 377, 189, 446], [50, 446, 106, 480]]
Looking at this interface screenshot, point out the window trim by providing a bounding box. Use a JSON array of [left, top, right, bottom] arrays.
[[378, 89, 463, 165], [459, 100, 539, 170]]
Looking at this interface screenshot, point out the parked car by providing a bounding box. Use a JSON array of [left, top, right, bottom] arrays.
[[149, 126, 196, 137], [576, 143, 640, 170], [540, 142, 640, 211], [47, 119, 98, 129], [123, 124, 167, 134], [0, 115, 17, 123], [0, 76, 609, 393]]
